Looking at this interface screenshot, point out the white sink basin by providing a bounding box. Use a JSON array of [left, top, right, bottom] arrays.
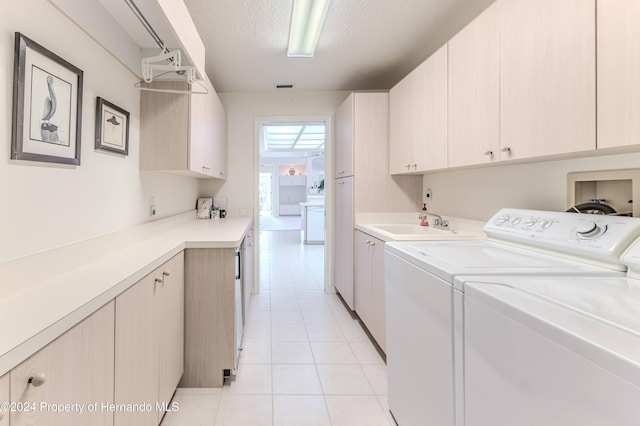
[[364, 223, 482, 241], [371, 224, 449, 234]]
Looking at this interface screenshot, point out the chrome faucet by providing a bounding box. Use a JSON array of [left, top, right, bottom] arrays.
[[427, 212, 449, 230]]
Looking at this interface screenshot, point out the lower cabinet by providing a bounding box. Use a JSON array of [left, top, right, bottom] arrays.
[[182, 245, 244, 387], [354, 230, 386, 352], [10, 302, 115, 426], [114, 252, 184, 426], [0, 374, 8, 426]]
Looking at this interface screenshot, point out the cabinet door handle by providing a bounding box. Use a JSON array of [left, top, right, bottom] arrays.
[[28, 373, 46, 387], [412, 164, 418, 170], [405, 164, 411, 170], [220, 172, 225, 176], [154, 277, 163, 285], [484, 150, 493, 156], [501, 147, 511, 153], [338, 181, 345, 185], [162, 271, 171, 277], [337, 170, 345, 174]]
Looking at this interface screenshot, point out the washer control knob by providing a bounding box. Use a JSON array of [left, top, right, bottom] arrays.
[[495, 216, 510, 224], [523, 218, 537, 227], [511, 217, 522, 225], [576, 221, 600, 238], [541, 220, 553, 230]]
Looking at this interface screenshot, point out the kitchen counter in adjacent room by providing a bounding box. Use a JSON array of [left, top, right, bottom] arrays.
[[0, 212, 253, 376]]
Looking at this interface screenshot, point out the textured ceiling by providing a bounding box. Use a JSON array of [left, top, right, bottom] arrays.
[[183, 0, 496, 93]]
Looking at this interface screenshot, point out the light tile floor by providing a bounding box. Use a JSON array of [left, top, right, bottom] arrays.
[[161, 230, 394, 426]]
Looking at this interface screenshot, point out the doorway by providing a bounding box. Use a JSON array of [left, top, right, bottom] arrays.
[[255, 118, 330, 293]]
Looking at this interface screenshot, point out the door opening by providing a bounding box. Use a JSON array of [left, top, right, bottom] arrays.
[[256, 119, 329, 293]]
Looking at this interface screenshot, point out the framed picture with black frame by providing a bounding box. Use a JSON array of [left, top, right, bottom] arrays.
[[95, 97, 129, 155], [11, 32, 83, 165]]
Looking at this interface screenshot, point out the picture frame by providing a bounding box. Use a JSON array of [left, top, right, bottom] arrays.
[[11, 32, 83, 165], [95, 97, 129, 155]]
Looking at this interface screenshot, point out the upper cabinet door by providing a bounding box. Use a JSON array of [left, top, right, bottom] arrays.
[[448, 2, 500, 168], [500, 0, 596, 160], [335, 94, 354, 178], [597, 0, 640, 149], [411, 44, 448, 173], [389, 76, 413, 175]]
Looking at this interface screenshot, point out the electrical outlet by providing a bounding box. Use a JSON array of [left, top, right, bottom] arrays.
[[149, 196, 156, 217], [425, 189, 433, 201]]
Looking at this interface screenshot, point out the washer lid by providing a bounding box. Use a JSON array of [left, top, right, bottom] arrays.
[[385, 240, 622, 287], [465, 276, 640, 387]]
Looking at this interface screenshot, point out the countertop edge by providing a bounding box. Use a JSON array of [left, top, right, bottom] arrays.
[[0, 214, 253, 377]]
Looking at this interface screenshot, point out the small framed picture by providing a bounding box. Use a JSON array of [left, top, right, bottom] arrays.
[[95, 97, 129, 155], [11, 32, 83, 165]]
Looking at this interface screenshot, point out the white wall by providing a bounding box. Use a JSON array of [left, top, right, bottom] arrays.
[[423, 151, 640, 221], [0, 0, 199, 262], [200, 91, 349, 215]]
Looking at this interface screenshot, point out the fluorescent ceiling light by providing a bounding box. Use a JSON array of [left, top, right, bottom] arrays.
[[287, 0, 331, 57]]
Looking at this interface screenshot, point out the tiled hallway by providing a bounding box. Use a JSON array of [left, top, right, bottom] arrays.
[[162, 230, 393, 425]]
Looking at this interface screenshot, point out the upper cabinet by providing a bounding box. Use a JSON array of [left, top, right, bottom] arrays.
[[448, 2, 500, 168], [597, 0, 640, 149], [140, 78, 227, 179], [499, 0, 596, 159], [335, 94, 354, 178], [390, 45, 448, 174]]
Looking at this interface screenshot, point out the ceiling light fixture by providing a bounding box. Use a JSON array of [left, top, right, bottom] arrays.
[[287, 0, 331, 57]]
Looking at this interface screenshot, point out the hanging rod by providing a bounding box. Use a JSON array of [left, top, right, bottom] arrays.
[[124, 0, 168, 54], [125, 0, 207, 94]]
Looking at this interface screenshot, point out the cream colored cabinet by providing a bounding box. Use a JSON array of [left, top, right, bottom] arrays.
[[10, 302, 115, 426], [0, 374, 7, 426], [334, 92, 420, 309], [115, 252, 184, 426], [140, 79, 226, 179], [157, 253, 184, 423], [354, 230, 386, 352], [209, 85, 227, 179], [114, 272, 157, 426], [500, 0, 596, 159], [448, 2, 500, 167], [597, 0, 640, 149], [335, 176, 354, 309], [390, 45, 448, 174], [335, 94, 354, 178], [182, 245, 244, 387]]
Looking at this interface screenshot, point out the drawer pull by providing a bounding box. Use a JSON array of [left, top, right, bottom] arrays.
[[162, 271, 171, 277], [28, 373, 46, 387], [501, 146, 511, 153], [154, 278, 163, 284], [484, 150, 493, 156]]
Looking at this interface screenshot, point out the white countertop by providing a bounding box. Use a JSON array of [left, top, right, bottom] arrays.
[[0, 211, 252, 376]]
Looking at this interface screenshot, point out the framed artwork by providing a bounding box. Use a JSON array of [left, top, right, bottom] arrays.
[[95, 97, 129, 155], [11, 32, 83, 165]]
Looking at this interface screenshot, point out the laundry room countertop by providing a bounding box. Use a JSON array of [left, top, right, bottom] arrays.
[[0, 212, 253, 376]]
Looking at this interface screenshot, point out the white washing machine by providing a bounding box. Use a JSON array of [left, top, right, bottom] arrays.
[[462, 245, 640, 426], [385, 208, 640, 426]]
